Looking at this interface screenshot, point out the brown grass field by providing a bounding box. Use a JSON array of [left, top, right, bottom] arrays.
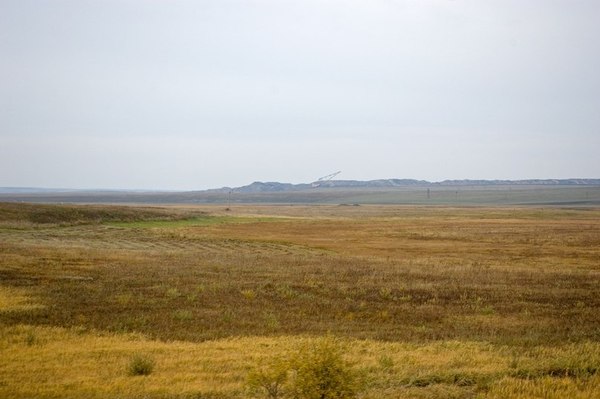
[[1, 202, 599, 398]]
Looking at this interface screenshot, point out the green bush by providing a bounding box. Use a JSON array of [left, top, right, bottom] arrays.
[[289, 337, 362, 399], [128, 354, 155, 376], [247, 337, 362, 399], [247, 357, 289, 399]]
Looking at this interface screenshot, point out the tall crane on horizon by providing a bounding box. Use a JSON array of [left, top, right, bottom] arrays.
[[312, 171, 341, 188]]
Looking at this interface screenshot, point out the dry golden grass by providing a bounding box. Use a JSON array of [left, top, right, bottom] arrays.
[[1, 323, 598, 399], [1, 203, 599, 398], [484, 376, 600, 399], [0, 287, 44, 313]]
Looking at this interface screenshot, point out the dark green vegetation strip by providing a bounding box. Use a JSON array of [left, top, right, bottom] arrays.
[[0, 202, 200, 225]]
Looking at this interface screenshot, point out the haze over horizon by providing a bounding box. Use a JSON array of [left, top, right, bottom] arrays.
[[2, 1, 599, 191]]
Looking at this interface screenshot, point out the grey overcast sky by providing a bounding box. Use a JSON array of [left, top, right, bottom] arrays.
[[1, 0, 599, 190]]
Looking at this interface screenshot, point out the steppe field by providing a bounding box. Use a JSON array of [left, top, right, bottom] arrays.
[[1, 202, 599, 399]]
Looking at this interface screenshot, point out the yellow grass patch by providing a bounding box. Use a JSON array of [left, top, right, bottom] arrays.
[[484, 375, 600, 399], [1, 325, 599, 398], [0, 287, 43, 312]]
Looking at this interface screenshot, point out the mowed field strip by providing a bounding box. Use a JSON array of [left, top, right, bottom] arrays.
[[2, 224, 323, 255], [1, 203, 599, 398]]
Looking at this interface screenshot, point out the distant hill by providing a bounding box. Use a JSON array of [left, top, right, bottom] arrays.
[[1, 178, 599, 205], [435, 179, 600, 186], [2, 179, 599, 196], [208, 181, 311, 193], [213, 178, 600, 193]]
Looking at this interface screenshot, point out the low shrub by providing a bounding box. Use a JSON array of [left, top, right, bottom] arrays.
[[247, 357, 289, 399], [128, 354, 155, 376], [247, 337, 363, 399], [289, 337, 362, 399]]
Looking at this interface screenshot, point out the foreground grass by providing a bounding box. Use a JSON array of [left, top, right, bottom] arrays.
[[1, 203, 599, 398], [1, 323, 599, 399]]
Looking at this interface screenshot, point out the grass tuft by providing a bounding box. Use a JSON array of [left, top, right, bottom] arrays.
[[128, 354, 155, 376]]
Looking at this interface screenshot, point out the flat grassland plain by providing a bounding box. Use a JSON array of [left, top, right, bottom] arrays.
[[1, 202, 599, 398]]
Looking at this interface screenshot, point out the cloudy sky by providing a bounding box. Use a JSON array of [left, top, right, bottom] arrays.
[[1, 0, 599, 190]]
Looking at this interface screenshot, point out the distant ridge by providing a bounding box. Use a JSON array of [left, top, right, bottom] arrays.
[[211, 178, 600, 193], [435, 178, 600, 186], [2, 179, 599, 195], [2, 178, 600, 206]]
